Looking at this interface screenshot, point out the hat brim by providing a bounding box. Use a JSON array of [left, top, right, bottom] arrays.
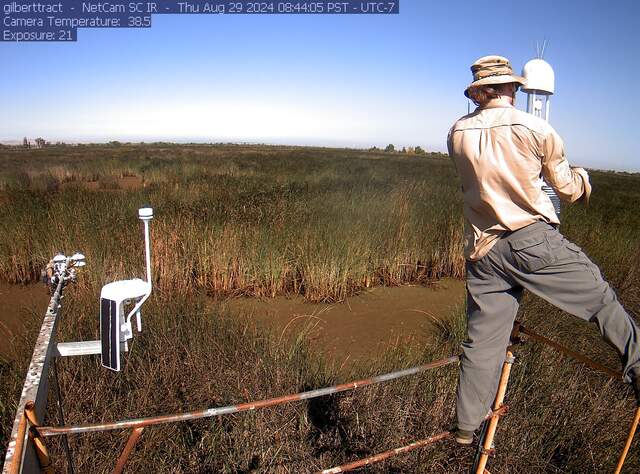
[[464, 74, 526, 98]]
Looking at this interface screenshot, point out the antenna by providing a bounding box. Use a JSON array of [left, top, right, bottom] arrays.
[[535, 39, 548, 59], [540, 39, 547, 59]]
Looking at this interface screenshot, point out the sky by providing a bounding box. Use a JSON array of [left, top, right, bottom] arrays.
[[1, 0, 639, 171]]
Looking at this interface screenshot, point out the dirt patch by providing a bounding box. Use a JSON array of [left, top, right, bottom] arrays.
[[0, 283, 50, 359], [118, 176, 143, 190], [220, 279, 465, 369], [60, 176, 143, 191]]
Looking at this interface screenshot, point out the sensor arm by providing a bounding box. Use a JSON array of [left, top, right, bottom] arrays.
[[143, 218, 152, 286], [125, 208, 154, 331], [125, 289, 151, 332]]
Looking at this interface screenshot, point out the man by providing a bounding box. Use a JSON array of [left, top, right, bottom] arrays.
[[447, 55, 640, 445]]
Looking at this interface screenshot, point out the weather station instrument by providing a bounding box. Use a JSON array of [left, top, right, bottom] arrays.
[[49, 207, 154, 372], [521, 43, 562, 216]]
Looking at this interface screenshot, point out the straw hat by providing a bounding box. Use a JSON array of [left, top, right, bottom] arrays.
[[464, 55, 526, 98]]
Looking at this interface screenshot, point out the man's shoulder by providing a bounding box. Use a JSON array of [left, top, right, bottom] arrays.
[[450, 107, 552, 136], [449, 110, 480, 133], [507, 108, 553, 135]]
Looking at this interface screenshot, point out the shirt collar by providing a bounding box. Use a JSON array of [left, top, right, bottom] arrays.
[[480, 100, 515, 110]]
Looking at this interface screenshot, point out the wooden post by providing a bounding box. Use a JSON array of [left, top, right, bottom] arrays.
[[614, 406, 640, 474], [112, 428, 145, 474], [474, 350, 515, 474], [24, 401, 53, 473]]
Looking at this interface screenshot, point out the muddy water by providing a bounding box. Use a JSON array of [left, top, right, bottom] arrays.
[[221, 279, 466, 368], [0, 283, 50, 359], [0, 279, 467, 365]]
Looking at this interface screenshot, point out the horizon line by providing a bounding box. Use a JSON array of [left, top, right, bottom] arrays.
[[2, 138, 637, 174]]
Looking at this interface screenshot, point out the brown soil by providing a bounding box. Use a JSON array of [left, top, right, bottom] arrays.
[[60, 176, 143, 191], [118, 176, 143, 190], [220, 279, 465, 369], [0, 283, 49, 359]]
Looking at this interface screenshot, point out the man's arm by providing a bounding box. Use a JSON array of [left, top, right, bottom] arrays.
[[541, 128, 592, 204]]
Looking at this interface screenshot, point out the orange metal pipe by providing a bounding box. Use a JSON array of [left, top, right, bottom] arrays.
[[8, 409, 28, 474], [474, 351, 515, 474], [518, 325, 622, 379], [614, 406, 640, 474], [318, 406, 507, 474], [112, 428, 144, 474], [37, 355, 460, 437], [319, 431, 452, 473], [24, 401, 54, 474]]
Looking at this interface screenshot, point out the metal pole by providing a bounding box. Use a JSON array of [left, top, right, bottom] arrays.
[[112, 428, 144, 474], [614, 407, 640, 474], [143, 220, 151, 286], [7, 411, 27, 474], [518, 324, 622, 379], [545, 96, 551, 122], [3, 275, 66, 474], [474, 351, 515, 474], [52, 358, 75, 474], [472, 419, 490, 471], [24, 401, 54, 474], [318, 406, 508, 474], [318, 431, 453, 474], [532, 92, 537, 117], [38, 355, 461, 437]]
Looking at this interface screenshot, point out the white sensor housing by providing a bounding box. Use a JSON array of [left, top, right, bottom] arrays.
[[138, 207, 153, 220], [521, 58, 555, 95]]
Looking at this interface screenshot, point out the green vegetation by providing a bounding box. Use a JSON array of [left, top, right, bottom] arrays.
[[0, 144, 463, 300], [1, 144, 639, 472]]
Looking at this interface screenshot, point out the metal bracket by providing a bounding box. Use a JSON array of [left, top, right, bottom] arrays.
[[479, 447, 496, 457], [55, 340, 126, 357], [510, 321, 524, 346], [491, 404, 510, 417]]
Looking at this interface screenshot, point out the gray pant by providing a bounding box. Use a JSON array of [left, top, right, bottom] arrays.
[[456, 221, 640, 431]]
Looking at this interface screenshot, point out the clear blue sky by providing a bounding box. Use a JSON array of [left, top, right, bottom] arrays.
[[1, 0, 639, 170]]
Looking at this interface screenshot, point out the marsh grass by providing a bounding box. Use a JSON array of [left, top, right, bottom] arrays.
[[0, 145, 464, 301], [9, 289, 632, 473], [1, 144, 640, 472]]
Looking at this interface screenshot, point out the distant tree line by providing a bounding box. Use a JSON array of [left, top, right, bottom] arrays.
[[369, 144, 428, 156], [21, 137, 52, 149]]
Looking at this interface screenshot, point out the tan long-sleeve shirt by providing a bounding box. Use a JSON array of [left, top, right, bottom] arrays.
[[447, 104, 591, 261]]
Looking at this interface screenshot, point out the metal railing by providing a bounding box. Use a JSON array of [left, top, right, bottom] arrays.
[[3, 279, 639, 474], [36, 355, 460, 437], [3, 275, 66, 474]]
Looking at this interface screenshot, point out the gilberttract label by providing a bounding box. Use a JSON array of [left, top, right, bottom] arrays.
[[2, 1, 400, 42]]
